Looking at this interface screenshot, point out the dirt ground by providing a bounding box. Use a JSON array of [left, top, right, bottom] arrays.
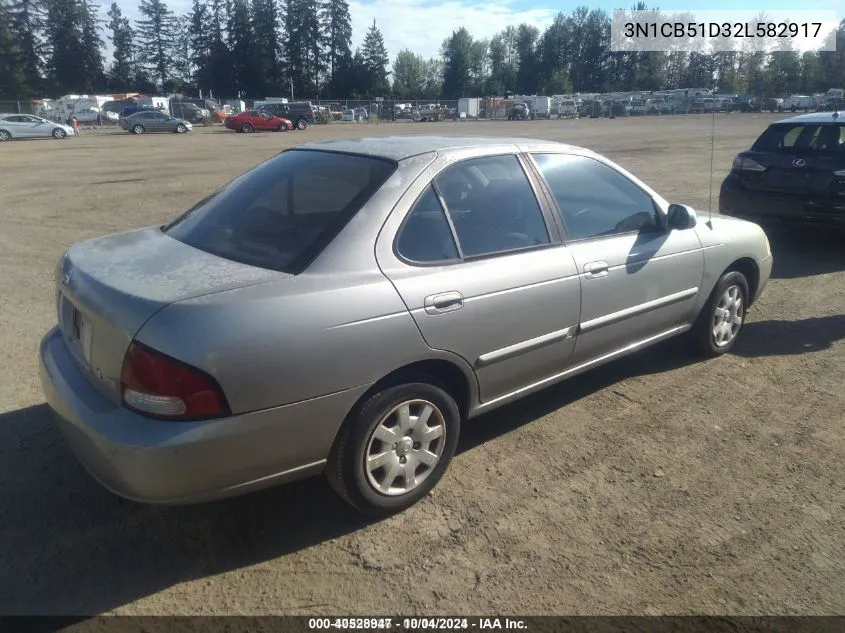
[[0, 115, 843, 616]]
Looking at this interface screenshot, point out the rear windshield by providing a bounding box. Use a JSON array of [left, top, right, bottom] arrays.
[[753, 123, 845, 154], [164, 150, 396, 273]]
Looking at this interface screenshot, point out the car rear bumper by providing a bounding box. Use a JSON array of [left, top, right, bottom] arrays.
[[720, 176, 845, 226], [39, 326, 370, 504]]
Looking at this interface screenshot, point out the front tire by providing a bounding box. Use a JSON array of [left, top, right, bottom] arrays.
[[692, 270, 749, 358], [326, 378, 461, 516], [0, 129, 11, 141], [132, 124, 145, 134], [278, 123, 288, 132], [175, 123, 187, 133], [296, 118, 307, 130], [241, 122, 253, 133], [52, 128, 66, 139]]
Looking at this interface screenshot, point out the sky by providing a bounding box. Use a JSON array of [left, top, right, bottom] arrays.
[[104, 0, 844, 66]]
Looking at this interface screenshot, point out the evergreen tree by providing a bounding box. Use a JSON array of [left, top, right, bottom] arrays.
[[187, 0, 211, 91], [227, 0, 254, 95], [252, 0, 279, 95], [320, 0, 351, 95], [44, 0, 88, 93], [360, 19, 389, 96], [8, 0, 45, 96], [441, 27, 473, 99], [0, 0, 28, 98], [107, 3, 134, 90], [77, 0, 104, 91], [135, 0, 179, 87], [286, 0, 323, 96], [514, 24, 539, 94]]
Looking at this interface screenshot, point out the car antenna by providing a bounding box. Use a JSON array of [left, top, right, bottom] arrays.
[[706, 85, 717, 229]]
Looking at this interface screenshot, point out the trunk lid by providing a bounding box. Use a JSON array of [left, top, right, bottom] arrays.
[[739, 150, 845, 196], [56, 227, 284, 403]]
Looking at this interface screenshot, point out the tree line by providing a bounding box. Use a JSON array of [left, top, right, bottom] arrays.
[[1, 0, 844, 101]]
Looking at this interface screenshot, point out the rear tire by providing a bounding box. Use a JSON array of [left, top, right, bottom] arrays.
[[326, 378, 460, 516], [0, 129, 12, 141], [132, 124, 145, 135], [52, 128, 66, 139], [691, 270, 749, 358]]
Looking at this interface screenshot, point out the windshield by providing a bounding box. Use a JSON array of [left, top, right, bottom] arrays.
[[752, 123, 845, 154], [164, 150, 396, 274]]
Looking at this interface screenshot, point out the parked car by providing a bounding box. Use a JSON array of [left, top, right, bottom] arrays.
[[40, 136, 773, 515], [170, 101, 209, 123], [224, 110, 293, 132], [0, 113, 75, 141], [119, 105, 164, 119], [119, 111, 192, 134], [761, 98, 785, 113], [720, 112, 845, 227], [785, 95, 814, 112], [507, 103, 530, 120], [257, 101, 315, 129], [629, 100, 647, 116]]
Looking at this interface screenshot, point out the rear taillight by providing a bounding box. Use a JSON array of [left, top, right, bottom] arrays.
[[732, 156, 766, 172], [120, 341, 229, 420]]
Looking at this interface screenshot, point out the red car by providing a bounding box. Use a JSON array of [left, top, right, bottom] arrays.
[[225, 110, 294, 132]]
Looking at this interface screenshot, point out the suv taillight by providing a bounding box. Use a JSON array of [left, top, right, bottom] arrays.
[[732, 156, 766, 172], [120, 341, 229, 420]]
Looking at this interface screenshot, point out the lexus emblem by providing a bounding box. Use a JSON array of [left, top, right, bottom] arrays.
[[62, 271, 72, 286], [792, 158, 806, 168]]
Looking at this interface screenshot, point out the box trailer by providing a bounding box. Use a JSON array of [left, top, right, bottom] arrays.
[[458, 98, 480, 118]]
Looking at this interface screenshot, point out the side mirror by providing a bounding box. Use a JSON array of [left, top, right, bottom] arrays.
[[666, 204, 697, 230]]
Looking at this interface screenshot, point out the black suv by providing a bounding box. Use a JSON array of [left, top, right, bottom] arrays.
[[257, 102, 315, 129], [720, 112, 845, 227], [170, 101, 209, 123]]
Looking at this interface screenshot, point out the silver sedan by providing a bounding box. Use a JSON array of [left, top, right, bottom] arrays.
[[0, 113, 75, 141], [120, 111, 193, 134], [39, 136, 773, 514]]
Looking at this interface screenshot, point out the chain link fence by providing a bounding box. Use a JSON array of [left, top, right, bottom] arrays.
[[0, 101, 37, 115]]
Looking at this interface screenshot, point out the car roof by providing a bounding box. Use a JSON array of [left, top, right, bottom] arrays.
[[773, 112, 842, 124], [296, 136, 583, 160]]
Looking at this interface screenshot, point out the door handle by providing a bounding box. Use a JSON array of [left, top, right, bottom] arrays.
[[424, 291, 464, 315], [583, 261, 609, 278]]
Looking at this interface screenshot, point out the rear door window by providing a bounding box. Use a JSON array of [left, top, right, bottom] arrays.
[[434, 154, 550, 258], [164, 150, 396, 273]]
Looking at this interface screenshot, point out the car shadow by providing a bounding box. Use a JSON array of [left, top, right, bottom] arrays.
[[0, 403, 374, 615], [763, 223, 845, 279], [0, 338, 699, 616], [732, 315, 845, 357]]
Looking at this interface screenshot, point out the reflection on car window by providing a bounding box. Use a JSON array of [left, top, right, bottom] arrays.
[[434, 155, 550, 258], [532, 154, 659, 240], [396, 186, 459, 263], [165, 150, 396, 273]]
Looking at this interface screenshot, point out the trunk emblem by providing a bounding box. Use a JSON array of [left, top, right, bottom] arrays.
[[62, 271, 72, 286], [792, 159, 806, 168]]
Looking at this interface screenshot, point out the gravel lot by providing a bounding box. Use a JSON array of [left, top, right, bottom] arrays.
[[0, 115, 843, 616]]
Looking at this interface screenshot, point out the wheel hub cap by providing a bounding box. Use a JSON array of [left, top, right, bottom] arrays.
[[364, 399, 446, 496], [712, 284, 743, 347]]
